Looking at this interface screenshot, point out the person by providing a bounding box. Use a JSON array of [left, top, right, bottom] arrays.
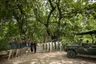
[[21, 40, 26, 55], [79, 39, 83, 45], [15, 41, 20, 57], [86, 40, 89, 44], [22, 40, 26, 54], [26, 40, 31, 54], [30, 41, 34, 52], [20, 40, 23, 55], [33, 41, 37, 53], [8, 40, 15, 60], [82, 40, 89, 48]]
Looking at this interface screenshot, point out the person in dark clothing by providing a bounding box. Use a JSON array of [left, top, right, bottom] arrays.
[[9, 40, 15, 49], [33, 42, 37, 53], [8, 40, 15, 60], [30, 41, 34, 52], [15, 41, 20, 57], [30, 40, 37, 53], [79, 39, 83, 45], [86, 40, 89, 44], [20, 41, 24, 55], [23, 40, 27, 54], [21, 40, 26, 55]]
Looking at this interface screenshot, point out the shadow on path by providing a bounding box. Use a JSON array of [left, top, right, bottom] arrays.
[[0, 51, 96, 64]]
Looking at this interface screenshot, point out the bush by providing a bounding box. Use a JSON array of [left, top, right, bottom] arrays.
[[0, 39, 9, 51]]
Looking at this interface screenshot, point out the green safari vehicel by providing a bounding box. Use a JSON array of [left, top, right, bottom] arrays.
[[64, 30, 96, 58]]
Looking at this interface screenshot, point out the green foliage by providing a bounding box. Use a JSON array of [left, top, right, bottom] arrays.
[[0, 0, 96, 50]]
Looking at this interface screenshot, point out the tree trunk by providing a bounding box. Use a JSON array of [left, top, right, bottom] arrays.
[[54, 42, 56, 50], [49, 43, 50, 51], [46, 43, 47, 51]]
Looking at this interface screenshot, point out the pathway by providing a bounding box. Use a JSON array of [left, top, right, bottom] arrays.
[[0, 51, 96, 64]]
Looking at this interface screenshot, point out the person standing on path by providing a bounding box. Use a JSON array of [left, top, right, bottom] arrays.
[[33, 41, 37, 53], [26, 40, 31, 54], [30, 41, 34, 52], [8, 39, 15, 60], [15, 41, 20, 57]]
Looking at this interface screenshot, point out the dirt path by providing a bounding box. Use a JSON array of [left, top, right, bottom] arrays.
[[0, 51, 96, 64]]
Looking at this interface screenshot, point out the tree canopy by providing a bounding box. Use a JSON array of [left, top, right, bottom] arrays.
[[0, 0, 96, 50]]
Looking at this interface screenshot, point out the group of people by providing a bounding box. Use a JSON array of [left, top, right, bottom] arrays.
[[8, 39, 37, 60]]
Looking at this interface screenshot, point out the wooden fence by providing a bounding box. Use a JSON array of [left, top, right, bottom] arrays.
[[37, 42, 65, 52]]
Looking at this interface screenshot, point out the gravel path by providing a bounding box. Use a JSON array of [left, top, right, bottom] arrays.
[[0, 51, 96, 64]]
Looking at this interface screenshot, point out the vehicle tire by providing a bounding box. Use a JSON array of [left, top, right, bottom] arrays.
[[67, 50, 76, 58]]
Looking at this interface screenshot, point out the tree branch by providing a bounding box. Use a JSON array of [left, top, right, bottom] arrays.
[[56, 0, 62, 20], [33, 7, 46, 25], [56, 0, 63, 37], [46, 0, 56, 36], [48, 0, 55, 9]]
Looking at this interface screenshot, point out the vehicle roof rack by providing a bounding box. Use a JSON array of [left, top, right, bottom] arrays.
[[76, 30, 96, 35]]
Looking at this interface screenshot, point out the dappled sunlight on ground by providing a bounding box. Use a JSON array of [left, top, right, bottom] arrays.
[[0, 51, 96, 64]]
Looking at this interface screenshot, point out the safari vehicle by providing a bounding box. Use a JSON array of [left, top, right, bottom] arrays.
[[64, 30, 96, 58]]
